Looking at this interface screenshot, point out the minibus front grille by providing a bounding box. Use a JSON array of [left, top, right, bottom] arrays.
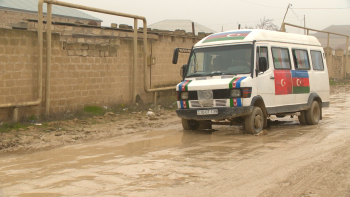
[[190, 100, 201, 108], [186, 89, 231, 100], [215, 99, 227, 107]]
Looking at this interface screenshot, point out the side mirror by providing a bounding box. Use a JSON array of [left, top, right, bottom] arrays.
[[180, 64, 188, 77], [172, 48, 179, 64], [258, 57, 267, 72]]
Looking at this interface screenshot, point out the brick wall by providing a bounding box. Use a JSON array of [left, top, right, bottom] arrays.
[[0, 23, 202, 121]]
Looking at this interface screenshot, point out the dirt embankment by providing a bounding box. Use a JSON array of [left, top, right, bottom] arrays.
[[0, 109, 180, 154]]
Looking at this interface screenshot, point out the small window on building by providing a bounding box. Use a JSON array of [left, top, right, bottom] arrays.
[[292, 49, 310, 70], [311, 51, 324, 70], [271, 48, 291, 69]]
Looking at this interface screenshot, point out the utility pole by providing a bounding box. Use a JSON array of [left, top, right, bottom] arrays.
[[304, 14, 306, 35], [280, 3, 292, 31]]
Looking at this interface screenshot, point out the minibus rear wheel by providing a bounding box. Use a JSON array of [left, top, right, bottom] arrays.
[[306, 101, 320, 125], [245, 106, 264, 134], [182, 119, 200, 130]]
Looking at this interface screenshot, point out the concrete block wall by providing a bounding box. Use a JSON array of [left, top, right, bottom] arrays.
[[325, 47, 350, 79], [0, 29, 41, 119], [0, 24, 201, 120], [0, 9, 101, 29]]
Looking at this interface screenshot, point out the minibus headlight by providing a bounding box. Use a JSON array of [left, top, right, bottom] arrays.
[[181, 92, 189, 100], [230, 89, 241, 97]]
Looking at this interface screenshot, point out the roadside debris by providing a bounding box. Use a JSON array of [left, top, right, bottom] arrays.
[[146, 110, 157, 120]]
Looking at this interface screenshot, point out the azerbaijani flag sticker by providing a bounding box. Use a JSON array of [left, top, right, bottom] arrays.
[[203, 31, 251, 43], [291, 70, 310, 94]]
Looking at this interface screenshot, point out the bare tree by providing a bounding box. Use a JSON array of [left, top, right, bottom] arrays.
[[255, 17, 279, 30], [243, 17, 279, 31]]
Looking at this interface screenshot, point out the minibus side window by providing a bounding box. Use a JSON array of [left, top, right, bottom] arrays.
[[256, 47, 269, 70], [310, 51, 324, 71], [292, 49, 310, 70], [271, 47, 291, 69]]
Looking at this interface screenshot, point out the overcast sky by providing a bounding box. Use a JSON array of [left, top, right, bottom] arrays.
[[59, 0, 350, 34]]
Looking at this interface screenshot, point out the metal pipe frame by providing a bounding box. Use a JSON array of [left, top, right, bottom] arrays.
[[37, 0, 175, 116], [0, 1, 44, 119], [283, 22, 349, 79], [142, 20, 175, 93]]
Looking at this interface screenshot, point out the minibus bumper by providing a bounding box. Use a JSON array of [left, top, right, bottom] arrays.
[[176, 106, 253, 120]]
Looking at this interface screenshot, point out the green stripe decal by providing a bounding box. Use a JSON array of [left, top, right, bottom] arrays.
[[203, 36, 246, 43], [186, 100, 190, 109], [230, 98, 234, 107], [293, 86, 310, 94], [185, 81, 191, 91], [229, 77, 237, 89]]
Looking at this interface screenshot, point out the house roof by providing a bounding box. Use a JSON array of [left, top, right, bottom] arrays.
[[0, 0, 102, 21], [149, 19, 216, 35], [310, 25, 350, 48], [311, 25, 350, 37], [334, 42, 350, 50]]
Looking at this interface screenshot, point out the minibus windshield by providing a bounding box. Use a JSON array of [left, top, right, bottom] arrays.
[[186, 44, 253, 77]]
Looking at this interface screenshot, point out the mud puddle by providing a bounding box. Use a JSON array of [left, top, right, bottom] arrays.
[[1, 85, 350, 197]]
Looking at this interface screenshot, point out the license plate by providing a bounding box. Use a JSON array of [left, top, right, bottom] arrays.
[[197, 109, 218, 115]]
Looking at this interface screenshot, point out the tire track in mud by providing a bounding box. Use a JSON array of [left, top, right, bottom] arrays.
[[143, 87, 350, 197], [258, 142, 350, 197]]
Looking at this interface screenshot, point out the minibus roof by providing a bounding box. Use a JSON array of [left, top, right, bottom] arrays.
[[195, 29, 321, 47]]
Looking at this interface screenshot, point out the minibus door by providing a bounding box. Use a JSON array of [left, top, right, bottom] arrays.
[[256, 46, 275, 108]]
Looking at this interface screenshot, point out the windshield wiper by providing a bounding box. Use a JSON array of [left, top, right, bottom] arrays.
[[186, 73, 206, 78], [221, 72, 238, 76], [211, 71, 224, 75]]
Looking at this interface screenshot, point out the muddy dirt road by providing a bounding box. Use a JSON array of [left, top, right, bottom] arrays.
[[1, 86, 350, 197]]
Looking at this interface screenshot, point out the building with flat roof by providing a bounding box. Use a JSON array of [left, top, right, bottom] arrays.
[[0, 0, 102, 29], [149, 19, 216, 35]]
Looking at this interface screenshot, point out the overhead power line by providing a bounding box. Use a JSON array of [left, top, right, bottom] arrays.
[[240, 0, 350, 10], [240, 0, 285, 9], [205, 15, 304, 27], [292, 7, 350, 10]]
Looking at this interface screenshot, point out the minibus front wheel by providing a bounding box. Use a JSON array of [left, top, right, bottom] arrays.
[[245, 106, 265, 134], [182, 119, 200, 130]]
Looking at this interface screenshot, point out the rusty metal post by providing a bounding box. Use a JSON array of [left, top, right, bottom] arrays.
[[143, 19, 174, 93], [281, 23, 286, 32], [13, 107, 18, 122], [133, 19, 138, 103], [154, 92, 157, 105], [192, 22, 195, 36], [327, 33, 330, 73], [280, 3, 291, 31], [345, 37, 349, 79], [45, 3, 52, 116]]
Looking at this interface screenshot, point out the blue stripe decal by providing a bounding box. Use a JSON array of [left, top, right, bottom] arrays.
[[178, 80, 186, 91], [180, 101, 184, 109], [237, 98, 242, 107], [291, 70, 309, 78], [235, 77, 246, 88]]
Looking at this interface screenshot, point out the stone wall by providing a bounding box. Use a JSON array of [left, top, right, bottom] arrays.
[[0, 22, 204, 121]]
